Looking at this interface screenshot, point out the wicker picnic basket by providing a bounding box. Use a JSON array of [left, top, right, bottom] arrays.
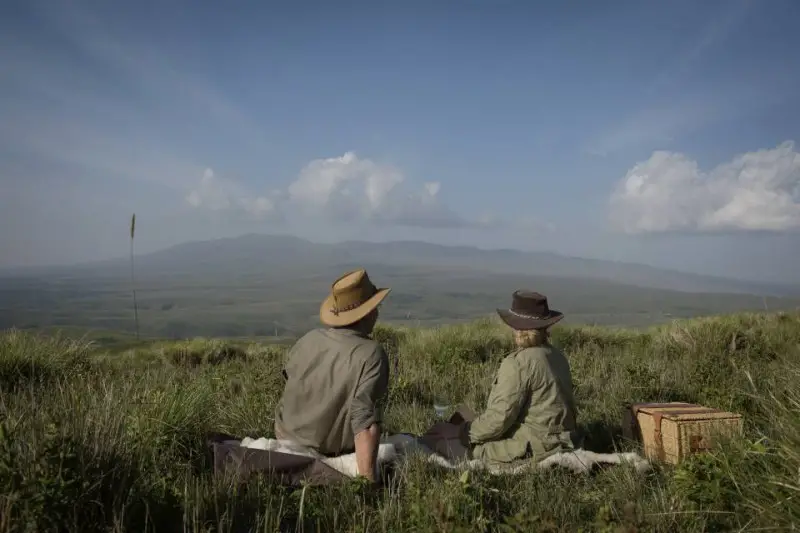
[[622, 402, 743, 464]]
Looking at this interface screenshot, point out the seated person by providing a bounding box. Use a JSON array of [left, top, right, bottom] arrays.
[[463, 290, 582, 465], [274, 269, 391, 482]]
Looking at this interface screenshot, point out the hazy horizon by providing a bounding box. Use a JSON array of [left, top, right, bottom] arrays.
[[2, 0, 800, 284], [3, 231, 798, 293]]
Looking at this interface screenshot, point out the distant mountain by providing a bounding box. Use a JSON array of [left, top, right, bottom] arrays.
[[337, 239, 800, 296], [4, 233, 800, 338], [5, 233, 798, 297]]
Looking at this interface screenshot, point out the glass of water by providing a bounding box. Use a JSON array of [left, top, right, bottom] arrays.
[[433, 396, 450, 420]]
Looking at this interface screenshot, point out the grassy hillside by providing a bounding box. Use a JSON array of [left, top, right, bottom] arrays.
[[1, 312, 799, 532]]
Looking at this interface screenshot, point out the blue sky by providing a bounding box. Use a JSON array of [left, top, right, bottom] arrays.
[[2, 0, 799, 283]]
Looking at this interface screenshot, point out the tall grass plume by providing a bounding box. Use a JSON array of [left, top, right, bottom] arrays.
[[129, 213, 139, 341]]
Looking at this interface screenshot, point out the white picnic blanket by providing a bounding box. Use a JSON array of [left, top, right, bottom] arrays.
[[238, 434, 651, 478]]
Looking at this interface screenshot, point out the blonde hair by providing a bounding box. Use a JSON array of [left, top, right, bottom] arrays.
[[513, 328, 549, 348]]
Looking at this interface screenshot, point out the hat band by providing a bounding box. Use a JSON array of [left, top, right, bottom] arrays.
[[331, 300, 366, 315], [508, 309, 547, 320], [331, 285, 377, 316]]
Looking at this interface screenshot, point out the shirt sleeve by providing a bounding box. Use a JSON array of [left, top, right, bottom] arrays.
[[468, 355, 527, 444], [350, 344, 390, 435]]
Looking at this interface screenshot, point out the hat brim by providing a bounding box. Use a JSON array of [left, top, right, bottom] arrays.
[[496, 308, 564, 330], [320, 288, 391, 327]]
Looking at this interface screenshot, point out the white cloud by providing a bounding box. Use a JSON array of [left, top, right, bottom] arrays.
[[184, 152, 479, 228], [286, 152, 467, 228], [609, 141, 800, 233], [424, 182, 441, 197], [186, 169, 280, 221], [288, 152, 400, 212]]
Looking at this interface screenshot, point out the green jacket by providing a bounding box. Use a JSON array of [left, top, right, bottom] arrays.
[[468, 344, 581, 465]]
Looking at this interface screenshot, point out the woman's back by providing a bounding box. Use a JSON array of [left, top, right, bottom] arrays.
[[516, 344, 580, 454], [469, 344, 580, 464]]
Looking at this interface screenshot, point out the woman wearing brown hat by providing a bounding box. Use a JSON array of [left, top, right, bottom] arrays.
[[462, 290, 582, 466]]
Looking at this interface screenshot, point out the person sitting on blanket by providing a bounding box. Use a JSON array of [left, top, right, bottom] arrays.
[[274, 268, 391, 482], [460, 290, 582, 466]]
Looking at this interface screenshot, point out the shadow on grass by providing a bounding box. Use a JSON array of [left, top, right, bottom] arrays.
[[579, 419, 627, 454], [580, 387, 699, 455], [0, 357, 91, 393]]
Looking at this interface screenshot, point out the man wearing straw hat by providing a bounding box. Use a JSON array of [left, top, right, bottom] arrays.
[[274, 268, 391, 482]]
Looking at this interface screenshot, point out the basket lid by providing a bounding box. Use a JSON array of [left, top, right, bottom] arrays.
[[634, 402, 741, 420]]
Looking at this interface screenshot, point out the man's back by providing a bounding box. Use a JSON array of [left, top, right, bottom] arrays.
[[274, 327, 390, 456]]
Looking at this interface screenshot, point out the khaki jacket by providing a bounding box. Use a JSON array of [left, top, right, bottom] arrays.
[[468, 344, 580, 464], [274, 328, 389, 456]]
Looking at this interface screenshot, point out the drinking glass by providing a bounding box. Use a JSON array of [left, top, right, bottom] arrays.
[[432, 396, 450, 420]]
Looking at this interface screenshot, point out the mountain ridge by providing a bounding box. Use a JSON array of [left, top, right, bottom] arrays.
[[4, 232, 798, 297]]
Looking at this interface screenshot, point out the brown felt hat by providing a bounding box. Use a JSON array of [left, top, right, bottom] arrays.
[[496, 290, 563, 330], [320, 269, 391, 327]]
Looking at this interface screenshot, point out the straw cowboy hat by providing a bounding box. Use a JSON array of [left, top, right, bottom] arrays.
[[320, 269, 391, 327], [496, 290, 564, 330]]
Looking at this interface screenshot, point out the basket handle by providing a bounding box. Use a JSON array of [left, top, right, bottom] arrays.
[[652, 412, 665, 462]]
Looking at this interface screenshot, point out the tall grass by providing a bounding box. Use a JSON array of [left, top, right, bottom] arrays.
[[1, 311, 799, 531], [129, 213, 139, 341]]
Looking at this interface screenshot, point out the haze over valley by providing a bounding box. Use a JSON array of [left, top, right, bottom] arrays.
[[2, 234, 798, 341]]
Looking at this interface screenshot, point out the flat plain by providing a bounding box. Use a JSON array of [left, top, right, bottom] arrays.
[[2, 235, 799, 341]]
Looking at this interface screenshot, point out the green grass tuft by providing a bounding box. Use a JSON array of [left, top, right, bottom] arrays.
[[0, 329, 92, 391], [158, 338, 249, 368], [1, 311, 799, 531]]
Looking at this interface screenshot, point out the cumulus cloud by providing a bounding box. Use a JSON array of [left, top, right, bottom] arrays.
[[186, 169, 280, 220], [185, 151, 505, 229], [286, 151, 468, 228], [609, 141, 800, 233]]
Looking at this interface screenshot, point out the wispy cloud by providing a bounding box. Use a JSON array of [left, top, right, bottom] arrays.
[[0, 0, 269, 192], [585, 0, 757, 157], [24, 1, 270, 148], [586, 90, 750, 157], [0, 116, 204, 190], [644, 0, 753, 97]]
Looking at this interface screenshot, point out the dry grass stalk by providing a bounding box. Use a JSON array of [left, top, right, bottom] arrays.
[[129, 213, 139, 341]]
